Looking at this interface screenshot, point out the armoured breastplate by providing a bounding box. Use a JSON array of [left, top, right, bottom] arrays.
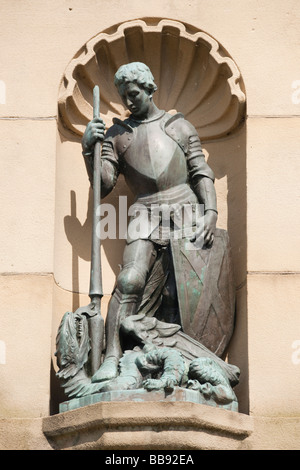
[[120, 112, 188, 196]]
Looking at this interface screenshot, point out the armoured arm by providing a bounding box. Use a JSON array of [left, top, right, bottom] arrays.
[[185, 129, 218, 245], [185, 134, 217, 211], [193, 177, 217, 213], [101, 140, 120, 197]]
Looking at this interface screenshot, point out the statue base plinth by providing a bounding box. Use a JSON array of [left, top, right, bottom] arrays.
[[43, 399, 252, 450], [59, 387, 238, 413]]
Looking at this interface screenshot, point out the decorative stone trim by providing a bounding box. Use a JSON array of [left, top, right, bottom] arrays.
[[58, 19, 246, 142]]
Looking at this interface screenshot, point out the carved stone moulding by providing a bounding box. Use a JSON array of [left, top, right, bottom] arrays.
[[58, 19, 246, 142]]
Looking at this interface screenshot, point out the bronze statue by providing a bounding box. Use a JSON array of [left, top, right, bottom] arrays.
[[82, 62, 217, 381], [56, 62, 239, 411]]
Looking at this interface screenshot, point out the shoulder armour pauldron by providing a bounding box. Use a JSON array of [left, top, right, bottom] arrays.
[[111, 117, 134, 157], [163, 112, 190, 153]]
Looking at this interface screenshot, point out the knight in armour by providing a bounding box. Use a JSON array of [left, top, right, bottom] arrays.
[[81, 62, 218, 383]]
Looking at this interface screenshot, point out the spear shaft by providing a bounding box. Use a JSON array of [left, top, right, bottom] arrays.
[[87, 85, 104, 375], [89, 85, 103, 300]]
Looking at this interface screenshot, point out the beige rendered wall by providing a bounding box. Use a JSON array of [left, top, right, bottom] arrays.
[[0, 0, 299, 449]]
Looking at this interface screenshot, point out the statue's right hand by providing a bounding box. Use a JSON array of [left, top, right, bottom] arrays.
[[82, 117, 106, 154]]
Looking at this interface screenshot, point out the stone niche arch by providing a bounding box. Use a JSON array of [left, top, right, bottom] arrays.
[[52, 19, 248, 413], [58, 19, 245, 140]]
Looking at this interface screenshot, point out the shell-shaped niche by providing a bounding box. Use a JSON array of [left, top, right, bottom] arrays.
[[58, 19, 246, 142]]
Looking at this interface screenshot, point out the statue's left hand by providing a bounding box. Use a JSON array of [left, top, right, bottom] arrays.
[[203, 210, 217, 246], [190, 210, 217, 247]]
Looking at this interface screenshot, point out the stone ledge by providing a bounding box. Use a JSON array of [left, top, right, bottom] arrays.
[[43, 400, 253, 450]]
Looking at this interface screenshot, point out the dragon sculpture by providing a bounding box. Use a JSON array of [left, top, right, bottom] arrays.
[[55, 309, 239, 409]]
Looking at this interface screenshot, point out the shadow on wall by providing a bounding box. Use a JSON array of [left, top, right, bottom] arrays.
[[63, 181, 134, 311], [207, 123, 248, 414]]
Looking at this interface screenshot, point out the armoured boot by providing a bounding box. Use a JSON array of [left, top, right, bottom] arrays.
[[91, 288, 141, 383]]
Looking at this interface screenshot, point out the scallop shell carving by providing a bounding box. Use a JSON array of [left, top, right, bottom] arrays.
[[58, 19, 246, 142]]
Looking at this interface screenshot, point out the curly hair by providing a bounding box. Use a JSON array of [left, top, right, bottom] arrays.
[[114, 62, 158, 94]]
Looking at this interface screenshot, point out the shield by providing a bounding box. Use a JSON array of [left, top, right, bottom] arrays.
[[170, 228, 235, 357]]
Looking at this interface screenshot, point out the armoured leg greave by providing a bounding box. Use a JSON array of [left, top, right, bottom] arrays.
[[104, 288, 142, 361]]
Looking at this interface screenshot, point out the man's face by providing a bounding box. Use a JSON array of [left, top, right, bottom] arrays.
[[118, 82, 152, 119]]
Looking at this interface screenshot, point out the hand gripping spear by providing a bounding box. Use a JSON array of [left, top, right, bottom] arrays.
[[73, 85, 104, 376]]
